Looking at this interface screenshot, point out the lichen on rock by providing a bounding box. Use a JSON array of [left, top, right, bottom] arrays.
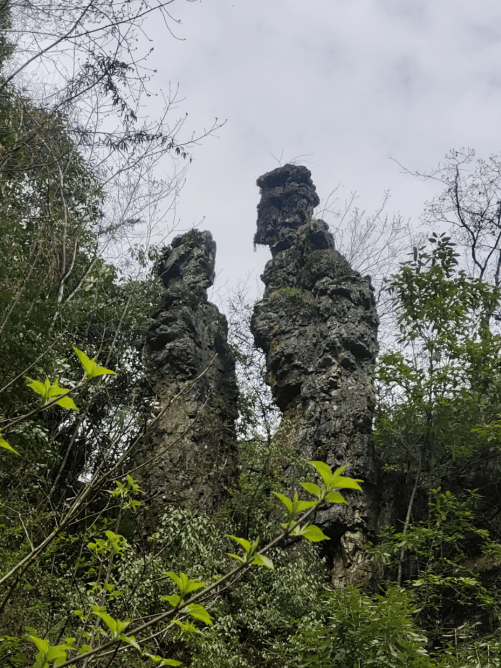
[[133, 229, 238, 533], [251, 165, 379, 586]]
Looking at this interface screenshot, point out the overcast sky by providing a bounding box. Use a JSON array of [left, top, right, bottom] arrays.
[[143, 0, 501, 306]]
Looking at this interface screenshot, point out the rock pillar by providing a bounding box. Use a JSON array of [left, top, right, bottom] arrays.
[[251, 165, 379, 586], [134, 230, 238, 533]]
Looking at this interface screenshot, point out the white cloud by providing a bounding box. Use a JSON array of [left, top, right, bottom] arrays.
[[141, 0, 501, 306]]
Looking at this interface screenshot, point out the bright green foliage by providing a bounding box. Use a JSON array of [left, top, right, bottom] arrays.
[[272, 490, 328, 541], [227, 535, 274, 568], [307, 461, 363, 496], [147, 654, 182, 667], [24, 634, 73, 668], [273, 490, 317, 524], [73, 347, 115, 379], [110, 475, 144, 511], [25, 377, 78, 411], [88, 530, 126, 558], [289, 523, 329, 542], [165, 572, 206, 601], [0, 424, 18, 454], [90, 605, 131, 638], [388, 232, 499, 342], [185, 604, 214, 627]]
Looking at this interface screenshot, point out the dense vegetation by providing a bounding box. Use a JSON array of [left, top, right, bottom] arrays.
[[3, 2, 501, 666]]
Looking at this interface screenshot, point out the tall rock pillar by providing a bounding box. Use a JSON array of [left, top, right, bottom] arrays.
[[134, 230, 238, 533], [251, 165, 379, 586]]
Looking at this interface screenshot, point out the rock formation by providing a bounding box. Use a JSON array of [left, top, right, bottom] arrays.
[[251, 165, 379, 586], [134, 229, 238, 533]]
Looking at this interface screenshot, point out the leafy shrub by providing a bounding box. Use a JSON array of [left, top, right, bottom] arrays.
[[270, 585, 434, 668]]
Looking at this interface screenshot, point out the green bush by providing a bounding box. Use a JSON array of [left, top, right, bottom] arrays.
[[270, 585, 434, 668]]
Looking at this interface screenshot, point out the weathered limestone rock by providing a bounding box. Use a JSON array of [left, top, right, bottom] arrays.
[[254, 163, 320, 248], [134, 230, 238, 533], [251, 165, 379, 586]]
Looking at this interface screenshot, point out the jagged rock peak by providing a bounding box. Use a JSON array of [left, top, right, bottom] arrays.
[[134, 229, 238, 533], [254, 164, 320, 250], [251, 167, 379, 587], [158, 229, 216, 290]]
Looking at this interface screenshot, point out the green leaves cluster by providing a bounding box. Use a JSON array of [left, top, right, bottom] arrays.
[[227, 461, 361, 571], [273, 462, 362, 541], [301, 461, 362, 502], [162, 572, 213, 627], [388, 233, 499, 343], [25, 634, 74, 668], [0, 347, 115, 456], [25, 378, 78, 411], [227, 536, 274, 569], [72, 347, 116, 380]]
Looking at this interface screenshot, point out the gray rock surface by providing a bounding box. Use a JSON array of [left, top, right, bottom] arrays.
[[134, 230, 238, 533], [254, 164, 320, 248], [251, 165, 379, 586]]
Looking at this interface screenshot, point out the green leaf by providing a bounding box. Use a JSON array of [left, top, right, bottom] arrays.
[[173, 620, 199, 634], [146, 654, 182, 666], [119, 634, 140, 650], [25, 377, 77, 410], [73, 347, 115, 379], [0, 436, 19, 455], [272, 492, 293, 513], [294, 498, 317, 512], [300, 482, 321, 498], [227, 552, 245, 563], [46, 645, 68, 667], [26, 636, 70, 668], [54, 396, 78, 411], [165, 572, 183, 591], [252, 554, 274, 569], [298, 524, 330, 542], [164, 572, 204, 598], [114, 618, 129, 635], [46, 379, 68, 398], [25, 377, 46, 397], [309, 460, 340, 485], [186, 603, 213, 625], [78, 644, 92, 654], [325, 491, 346, 504], [161, 594, 181, 607], [25, 635, 49, 654], [332, 475, 362, 491], [227, 535, 252, 554], [90, 606, 120, 635], [185, 580, 205, 594]]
